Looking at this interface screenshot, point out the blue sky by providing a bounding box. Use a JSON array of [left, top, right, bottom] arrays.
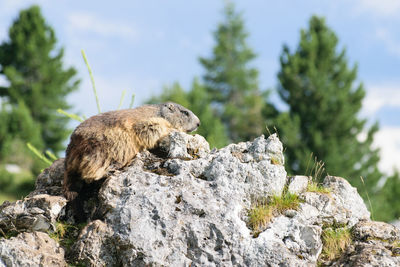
[[0, 0, 399, 175]]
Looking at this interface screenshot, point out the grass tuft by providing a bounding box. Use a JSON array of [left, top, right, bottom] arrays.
[[304, 153, 331, 194], [248, 192, 301, 235], [48, 221, 86, 250], [305, 153, 326, 182], [307, 181, 331, 194], [319, 227, 352, 262], [248, 203, 273, 234]]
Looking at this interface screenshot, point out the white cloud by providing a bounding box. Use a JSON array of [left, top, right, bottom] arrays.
[[373, 127, 400, 175], [363, 83, 400, 116], [67, 11, 138, 41], [375, 28, 400, 57], [356, 0, 400, 17]]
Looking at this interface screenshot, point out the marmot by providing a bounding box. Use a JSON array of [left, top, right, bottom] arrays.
[[63, 102, 200, 207]]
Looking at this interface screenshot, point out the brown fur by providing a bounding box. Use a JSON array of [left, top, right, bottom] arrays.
[[63, 103, 200, 218]]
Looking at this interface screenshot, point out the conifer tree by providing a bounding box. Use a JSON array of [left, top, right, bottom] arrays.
[[147, 79, 228, 149], [276, 16, 382, 193], [199, 2, 273, 143], [0, 5, 79, 154], [373, 171, 400, 222]]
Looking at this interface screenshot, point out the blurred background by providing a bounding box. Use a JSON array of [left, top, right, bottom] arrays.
[[0, 0, 399, 223]]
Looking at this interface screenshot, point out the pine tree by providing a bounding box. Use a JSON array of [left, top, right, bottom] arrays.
[[276, 16, 382, 193], [199, 2, 273, 143], [187, 79, 228, 148], [0, 5, 80, 154], [147, 79, 228, 149], [368, 171, 400, 222]]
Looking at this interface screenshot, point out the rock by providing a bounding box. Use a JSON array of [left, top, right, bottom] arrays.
[[333, 221, 400, 266], [0, 232, 66, 266], [298, 176, 370, 227], [390, 220, 400, 230], [1, 132, 396, 266], [166, 132, 210, 159], [288, 175, 310, 195], [71, 133, 294, 266], [352, 220, 400, 242], [29, 158, 65, 197], [69, 220, 117, 266], [254, 215, 323, 264], [0, 194, 67, 233], [333, 242, 400, 267], [323, 176, 371, 227]]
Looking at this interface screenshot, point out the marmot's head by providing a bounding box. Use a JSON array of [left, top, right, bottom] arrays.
[[160, 102, 200, 133]]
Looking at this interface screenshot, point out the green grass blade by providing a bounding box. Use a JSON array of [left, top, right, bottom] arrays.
[[26, 143, 53, 166], [81, 49, 101, 114], [129, 93, 135, 108], [117, 90, 127, 110], [45, 150, 58, 161], [57, 109, 84, 122]]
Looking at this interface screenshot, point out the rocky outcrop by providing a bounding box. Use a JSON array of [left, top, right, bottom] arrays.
[[0, 133, 399, 266], [0, 231, 66, 267]]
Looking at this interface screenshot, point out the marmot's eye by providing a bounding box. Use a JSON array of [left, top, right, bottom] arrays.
[[181, 110, 189, 116]]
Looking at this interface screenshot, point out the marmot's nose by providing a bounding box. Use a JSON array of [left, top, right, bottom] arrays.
[[197, 121, 200, 127]]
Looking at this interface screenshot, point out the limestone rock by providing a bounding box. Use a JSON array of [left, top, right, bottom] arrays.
[[288, 175, 310, 195], [0, 232, 66, 266], [1, 132, 397, 266], [29, 158, 65, 197], [0, 194, 66, 233], [332, 242, 400, 267], [69, 220, 116, 266], [72, 133, 294, 266], [166, 132, 210, 159], [352, 220, 400, 242], [323, 176, 370, 227], [298, 176, 370, 227]]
